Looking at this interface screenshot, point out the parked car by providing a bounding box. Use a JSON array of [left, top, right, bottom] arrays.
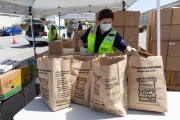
[[24, 18, 66, 45], [0, 29, 2, 36], [1, 26, 22, 36]]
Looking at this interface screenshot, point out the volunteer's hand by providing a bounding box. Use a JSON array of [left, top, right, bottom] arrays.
[[125, 48, 139, 56], [130, 48, 140, 56], [80, 47, 87, 55]]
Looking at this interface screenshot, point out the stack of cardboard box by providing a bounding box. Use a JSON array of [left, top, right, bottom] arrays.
[[166, 8, 180, 87], [146, 8, 172, 70], [146, 8, 180, 88], [96, 11, 140, 54], [0, 65, 31, 100]]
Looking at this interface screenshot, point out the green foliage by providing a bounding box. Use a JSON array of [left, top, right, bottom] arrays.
[[139, 24, 147, 28], [12, 23, 19, 26], [20, 23, 29, 31], [65, 19, 70, 27], [143, 24, 147, 28]]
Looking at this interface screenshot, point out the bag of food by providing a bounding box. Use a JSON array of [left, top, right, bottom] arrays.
[[70, 55, 96, 106], [37, 56, 71, 111], [128, 55, 168, 112], [90, 55, 128, 116]]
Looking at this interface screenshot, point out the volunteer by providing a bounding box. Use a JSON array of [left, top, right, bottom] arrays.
[[78, 9, 139, 56], [78, 21, 83, 30], [67, 20, 75, 38], [47, 22, 60, 41], [41, 18, 60, 41]]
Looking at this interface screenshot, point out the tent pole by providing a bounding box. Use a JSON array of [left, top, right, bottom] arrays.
[[59, 12, 61, 39], [29, 6, 37, 58], [157, 0, 161, 56], [122, 0, 126, 11]]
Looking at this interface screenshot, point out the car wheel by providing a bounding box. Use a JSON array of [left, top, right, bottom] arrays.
[[19, 31, 22, 35], [29, 41, 33, 46], [10, 33, 13, 36]]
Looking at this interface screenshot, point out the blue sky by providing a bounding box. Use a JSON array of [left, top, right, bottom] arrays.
[[128, 0, 178, 12]]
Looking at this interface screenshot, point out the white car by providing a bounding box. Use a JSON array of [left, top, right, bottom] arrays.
[[24, 18, 66, 45]]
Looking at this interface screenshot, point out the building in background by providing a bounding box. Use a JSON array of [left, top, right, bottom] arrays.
[[140, 0, 180, 26], [0, 13, 20, 29]]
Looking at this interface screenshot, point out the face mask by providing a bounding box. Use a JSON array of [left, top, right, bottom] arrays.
[[100, 23, 111, 32]]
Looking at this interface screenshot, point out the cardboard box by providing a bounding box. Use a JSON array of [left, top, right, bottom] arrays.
[[124, 27, 139, 41], [112, 12, 125, 26], [165, 71, 170, 85], [146, 26, 151, 40], [172, 8, 180, 25], [113, 27, 124, 38], [152, 8, 172, 25], [150, 25, 170, 41], [166, 57, 180, 71], [95, 13, 99, 25], [149, 41, 168, 56], [18, 65, 31, 83], [28, 58, 38, 77], [168, 41, 180, 56], [170, 25, 180, 40], [169, 71, 180, 85], [124, 11, 140, 26], [63, 40, 74, 48], [148, 11, 153, 25], [114, 41, 138, 54], [145, 39, 151, 52], [128, 41, 139, 49], [162, 56, 167, 70], [0, 65, 31, 100], [48, 40, 63, 55], [39, 32, 43, 36]]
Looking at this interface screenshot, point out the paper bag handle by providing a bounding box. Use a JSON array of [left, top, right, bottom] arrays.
[[137, 51, 154, 57]]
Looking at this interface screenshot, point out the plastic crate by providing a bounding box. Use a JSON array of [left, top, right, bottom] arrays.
[[0, 59, 20, 74]]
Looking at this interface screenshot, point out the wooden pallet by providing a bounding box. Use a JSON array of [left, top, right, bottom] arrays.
[[167, 85, 180, 91]]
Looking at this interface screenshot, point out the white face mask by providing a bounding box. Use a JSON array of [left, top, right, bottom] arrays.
[[100, 23, 111, 32]]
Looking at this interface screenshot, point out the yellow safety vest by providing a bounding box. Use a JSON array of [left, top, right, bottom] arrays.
[[48, 24, 60, 41], [87, 25, 116, 54]]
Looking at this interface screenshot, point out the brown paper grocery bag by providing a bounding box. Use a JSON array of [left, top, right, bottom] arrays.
[[90, 55, 128, 116], [37, 56, 71, 111], [128, 56, 168, 112], [70, 55, 96, 106]]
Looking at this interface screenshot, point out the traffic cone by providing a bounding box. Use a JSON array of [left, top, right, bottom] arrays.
[[12, 36, 17, 44]]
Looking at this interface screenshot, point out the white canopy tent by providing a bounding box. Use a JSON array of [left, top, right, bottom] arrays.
[[0, 0, 161, 57], [0, 0, 137, 15], [59, 13, 95, 20]]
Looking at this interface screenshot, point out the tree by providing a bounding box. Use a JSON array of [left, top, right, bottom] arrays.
[[65, 19, 70, 27]]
